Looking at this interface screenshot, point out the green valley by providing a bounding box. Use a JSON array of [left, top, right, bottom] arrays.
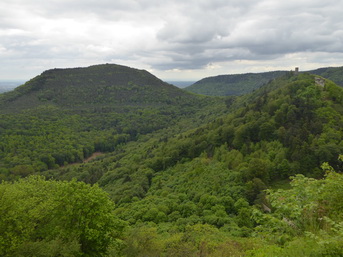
[[0, 64, 225, 179], [0, 65, 343, 256]]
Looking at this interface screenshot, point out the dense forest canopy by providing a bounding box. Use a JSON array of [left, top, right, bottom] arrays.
[[0, 64, 343, 256], [0, 64, 226, 179]]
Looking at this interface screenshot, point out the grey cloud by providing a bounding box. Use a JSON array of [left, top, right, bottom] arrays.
[[1, 0, 343, 80], [148, 0, 343, 70]]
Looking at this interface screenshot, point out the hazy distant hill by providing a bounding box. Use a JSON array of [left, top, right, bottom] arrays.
[[184, 71, 288, 96], [0, 88, 9, 93], [0, 81, 24, 93], [166, 81, 196, 88]]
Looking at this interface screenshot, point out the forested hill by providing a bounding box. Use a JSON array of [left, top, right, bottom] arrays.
[[185, 71, 288, 96], [0, 64, 199, 112], [68, 72, 343, 205], [309, 66, 343, 87], [1, 67, 343, 256], [43, 72, 342, 255], [0, 64, 225, 177], [185, 66, 343, 97]]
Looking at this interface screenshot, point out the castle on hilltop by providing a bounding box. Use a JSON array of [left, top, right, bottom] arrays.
[[294, 67, 299, 75]]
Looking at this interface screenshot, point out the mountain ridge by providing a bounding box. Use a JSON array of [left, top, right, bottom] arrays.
[[185, 70, 288, 96], [185, 66, 343, 96]]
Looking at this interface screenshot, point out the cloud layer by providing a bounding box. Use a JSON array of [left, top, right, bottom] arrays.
[[1, 0, 343, 80]]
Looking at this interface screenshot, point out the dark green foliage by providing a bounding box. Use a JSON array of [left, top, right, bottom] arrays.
[[1, 65, 343, 255], [0, 64, 191, 110], [42, 72, 340, 255], [46, 73, 342, 229], [0, 64, 226, 178]]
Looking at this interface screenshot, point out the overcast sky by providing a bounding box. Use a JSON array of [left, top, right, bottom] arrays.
[[1, 0, 343, 81]]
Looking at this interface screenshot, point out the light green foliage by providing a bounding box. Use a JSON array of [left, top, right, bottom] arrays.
[[121, 223, 262, 256], [0, 176, 123, 256], [112, 157, 245, 229], [267, 171, 343, 230], [253, 159, 343, 256]]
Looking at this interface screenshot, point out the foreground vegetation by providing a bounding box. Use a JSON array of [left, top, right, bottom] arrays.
[[0, 176, 124, 256], [0, 65, 343, 256], [1, 158, 342, 256]]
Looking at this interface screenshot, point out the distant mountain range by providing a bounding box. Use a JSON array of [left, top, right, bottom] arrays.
[[184, 66, 343, 96], [166, 81, 196, 88], [0, 81, 24, 93]]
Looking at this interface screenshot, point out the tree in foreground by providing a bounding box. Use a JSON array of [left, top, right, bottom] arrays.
[[0, 176, 123, 257], [251, 155, 343, 256]]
